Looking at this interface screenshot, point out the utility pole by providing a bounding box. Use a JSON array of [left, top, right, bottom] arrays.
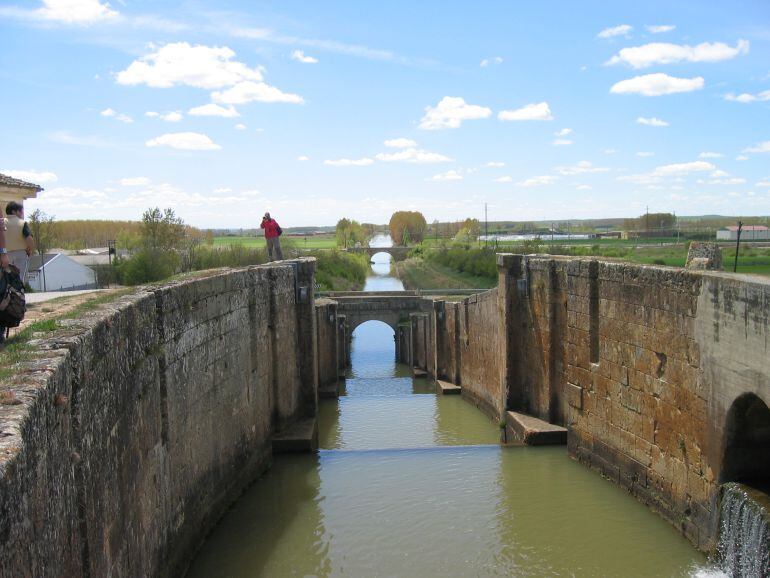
[[733, 220, 743, 273], [485, 203, 488, 249]]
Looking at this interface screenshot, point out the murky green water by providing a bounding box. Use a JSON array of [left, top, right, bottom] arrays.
[[189, 244, 711, 578]]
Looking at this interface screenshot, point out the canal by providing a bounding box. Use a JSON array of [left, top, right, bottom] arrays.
[[189, 236, 714, 577]]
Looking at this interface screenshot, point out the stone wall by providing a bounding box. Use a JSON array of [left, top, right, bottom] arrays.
[[315, 298, 339, 391], [435, 254, 770, 551], [0, 259, 316, 577]]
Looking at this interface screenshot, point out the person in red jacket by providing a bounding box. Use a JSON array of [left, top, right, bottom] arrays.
[[260, 212, 284, 261]]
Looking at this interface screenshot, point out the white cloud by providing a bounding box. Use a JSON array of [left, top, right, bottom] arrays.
[[555, 128, 572, 137], [736, 155, 749, 161], [34, 0, 119, 24], [384, 138, 417, 148], [324, 157, 374, 167], [429, 170, 463, 182], [100, 107, 133, 123], [418, 96, 492, 130], [120, 177, 150, 186], [188, 103, 240, 118], [145, 132, 221, 151], [494, 176, 512, 183], [485, 161, 505, 167], [517, 175, 558, 187], [553, 161, 610, 175], [297, 155, 309, 161], [159, 111, 183, 122], [756, 180, 770, 188], [598, 24, 632, 39], [212, 80, 303, 104], [145, 111, 159, 118], [213, 187, 232, 194], [708, 178, 747, 185], [610, 73, 704, 96], [576, 184, 592, 190], [291, 50, 318, 64], [710, 170, 730, 178], [637, 151, 655, 157], [117, 42, 264, 89], [553, 139, 573, 146], [234, 123, 247, 130], [653, 160, 715, 176], [480, 56, 503, 67], [724, 90, 770, 103], [608, 40, 749, 68], [646, 25, 676, 34], [604, 149, 617, 155], [699, 151, 723, 158], [375, 148, 452, 164], [637, 116, 669, 127], [498, 101, 553, 121], [1, 169, 58, 184], [743, 141, 770, 154]]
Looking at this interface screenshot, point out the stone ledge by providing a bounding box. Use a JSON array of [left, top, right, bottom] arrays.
[[413, 368, 428, 378], [272, 418, 318, 453], [505, 411, 567, 446], [436, 380, 461, 395]]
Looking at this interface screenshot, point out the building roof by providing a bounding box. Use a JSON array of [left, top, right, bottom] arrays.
[[723, 225, 769, 231], [28, 254, 60, 271], [0, 173, 44, 192]]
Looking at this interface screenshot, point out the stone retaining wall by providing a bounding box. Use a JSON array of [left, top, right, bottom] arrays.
[[0, 259, 316, 577]]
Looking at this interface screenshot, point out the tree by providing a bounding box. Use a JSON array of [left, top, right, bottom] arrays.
[[455, 218, 480, 242], [27, 209, 57, 256], [115, 208, 186, 285], [388, 211, 427, 245]]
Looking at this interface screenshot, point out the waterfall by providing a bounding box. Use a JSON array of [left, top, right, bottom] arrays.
[[716, 482, 770, 577]]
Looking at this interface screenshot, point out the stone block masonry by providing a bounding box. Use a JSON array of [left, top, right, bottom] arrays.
[[425, 255, 770, 553], [0, 259, 316, 577]]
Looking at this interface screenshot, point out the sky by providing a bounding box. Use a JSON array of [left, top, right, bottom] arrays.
[[1, 0, 769, 229]]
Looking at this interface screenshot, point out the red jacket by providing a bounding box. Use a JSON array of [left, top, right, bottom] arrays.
[[261, 218, 281, 239]]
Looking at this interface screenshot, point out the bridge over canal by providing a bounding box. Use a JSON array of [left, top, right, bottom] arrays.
[[345, 246, 413, 262]]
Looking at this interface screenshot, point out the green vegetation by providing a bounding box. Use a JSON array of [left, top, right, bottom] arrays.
[[314, 250, 370, 291], [395, 257, 497, 290], [212, 234, 337, 249], [334, 219, 376, 248]]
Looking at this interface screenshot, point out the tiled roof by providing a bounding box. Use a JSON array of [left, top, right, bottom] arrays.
[[0, 173, 43, 191]]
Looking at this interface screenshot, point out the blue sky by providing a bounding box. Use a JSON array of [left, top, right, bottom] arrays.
[[1, 0, 769, 228]]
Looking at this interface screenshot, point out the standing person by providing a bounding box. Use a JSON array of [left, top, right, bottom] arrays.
[[4, 202, 34, 281], [260, 212, 284, 261]]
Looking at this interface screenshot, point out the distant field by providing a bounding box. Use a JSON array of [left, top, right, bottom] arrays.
[[213, 234, 337, 249]]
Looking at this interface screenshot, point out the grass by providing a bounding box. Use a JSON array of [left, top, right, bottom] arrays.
[[213, 234, 337, 249], [395, 258, 497, 290]]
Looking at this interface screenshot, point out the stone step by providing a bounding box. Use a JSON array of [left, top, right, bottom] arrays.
[[413, 368, 428, 378], [436, 380, 461, 395], [505, 411, 567, 446], [272, 417, 318, 454], [318, 381, 339, 399]]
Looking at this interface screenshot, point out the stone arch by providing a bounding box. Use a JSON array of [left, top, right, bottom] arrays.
[[720, 393, 770, 486], [346, 313, 401, 334]]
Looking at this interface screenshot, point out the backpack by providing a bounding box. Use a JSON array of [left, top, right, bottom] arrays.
[[276, 224, 283, 236], [0, 266, 26, 328]]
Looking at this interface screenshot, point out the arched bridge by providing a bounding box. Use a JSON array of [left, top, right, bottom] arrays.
[[346, 246, 412, 262], [323, 291, 434, 333]]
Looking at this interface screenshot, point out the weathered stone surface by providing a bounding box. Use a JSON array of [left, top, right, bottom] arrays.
[[436, 380, 461, 395], [505, 411, 567, 445], [272, 417, 318, 453], [0, 261, 317, 578]]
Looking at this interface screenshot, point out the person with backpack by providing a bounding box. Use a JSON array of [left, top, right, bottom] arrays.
[[4, 202, 34, 283], [260, 212, 284, 261]]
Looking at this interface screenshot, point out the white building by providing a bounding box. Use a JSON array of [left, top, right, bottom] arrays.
[[27, 253, 98, 292], [716, 225, 770, 241]]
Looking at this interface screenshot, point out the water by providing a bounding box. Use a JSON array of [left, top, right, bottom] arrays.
[[189, 236, 711, 577], [714, 483, 770, 576], [364, 233, 404, 291]]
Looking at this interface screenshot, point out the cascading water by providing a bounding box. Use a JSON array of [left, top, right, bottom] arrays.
[[715, 483, 770, 577]]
